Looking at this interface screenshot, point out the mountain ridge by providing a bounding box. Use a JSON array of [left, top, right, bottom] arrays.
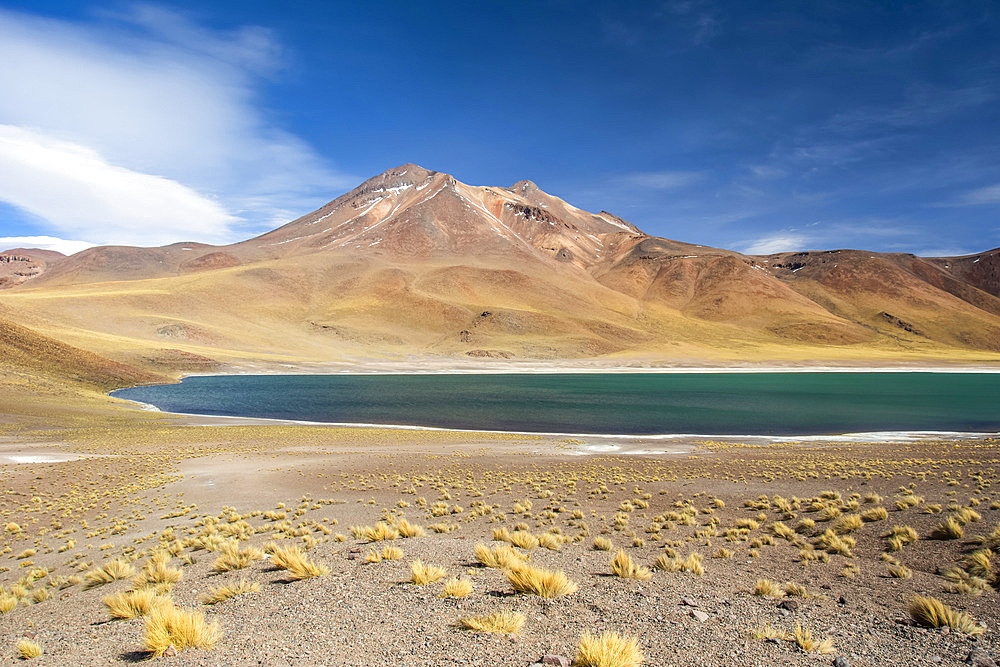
[[2, 164, 1000, 373]]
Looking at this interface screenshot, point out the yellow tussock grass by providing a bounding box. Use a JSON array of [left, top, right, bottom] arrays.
[[143, 604, 222, 657], [507, 563, 578, 598], [753, 579, 783, 597], [793, 623, 834, 654], [509, 531, 540, 550], [16, 639, 42, 659], [394, 518, 426, 538], [268, 544, 329, 579], [574, 631, 644, 667], [906, 595, 984, 635], [199, 579, 260, 605], [440, 577, 474, 598], [133, 552, 183, 589], [593, 537, 613, 551], [1, 594, 17, 613], [458, 610, 525, 634], [83, 558, 135, 590], [103, 588, 172, 619], [409, 559, 447, 585], [211, 542, 264, 572], [474, 543, 527, 570], [610, 550, 652, 580]]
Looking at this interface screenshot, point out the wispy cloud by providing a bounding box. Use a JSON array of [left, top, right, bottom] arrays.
[[957, 183, 1000, 205], [614, 170, 705, 190], [0, 236, 94, 256], [739, 233, 811, 255], [0, 125, 236, 246], [0, 5, 355, 247]]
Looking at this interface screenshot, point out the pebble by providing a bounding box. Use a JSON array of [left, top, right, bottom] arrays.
[[540, 656, 571, 667], [690, 610, 710, 622], [833, 657, 850, 667], [967, 649, 998, 667]]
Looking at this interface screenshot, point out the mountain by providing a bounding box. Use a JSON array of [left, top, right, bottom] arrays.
[[2, 163, 999, 373]]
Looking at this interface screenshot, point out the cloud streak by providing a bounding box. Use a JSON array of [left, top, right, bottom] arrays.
[[0, 5, 354, 247]]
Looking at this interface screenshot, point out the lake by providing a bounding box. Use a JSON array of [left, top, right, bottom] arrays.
[[110, 372, 1000, 437]]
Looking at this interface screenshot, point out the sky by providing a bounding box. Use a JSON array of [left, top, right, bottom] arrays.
[[0, 1, 997, 257]]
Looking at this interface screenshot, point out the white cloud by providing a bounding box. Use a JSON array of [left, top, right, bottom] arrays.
[[0, 6, 354, 246], [959, 184, 1000, 205], [0, 236, 95, 256], [740, 234, 811, 255], [616, 170, 705, 190], [0, 125, 237, 246]]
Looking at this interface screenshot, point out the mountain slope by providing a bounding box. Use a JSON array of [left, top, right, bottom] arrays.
[[2, 164, 1000, 371]]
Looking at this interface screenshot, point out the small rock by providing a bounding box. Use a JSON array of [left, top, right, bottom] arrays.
[[930, 657, 942, 663], [833, 657, 850, 667], [967, 649, 998, 667], [838, 595, 848, 605], [690, 610, 710, 622], [681, 597, 698, 607], [777, 599, 799, 612], [540, 656, 570, 667]]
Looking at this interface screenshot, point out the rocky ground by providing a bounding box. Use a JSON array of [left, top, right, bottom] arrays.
[[0, 412, 998, 666]]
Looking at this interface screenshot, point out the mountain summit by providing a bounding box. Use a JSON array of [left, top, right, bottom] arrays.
[[1, 165, 999, 368]]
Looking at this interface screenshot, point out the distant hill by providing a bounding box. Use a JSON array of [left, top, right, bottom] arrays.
[[2, 163, 999, 373]]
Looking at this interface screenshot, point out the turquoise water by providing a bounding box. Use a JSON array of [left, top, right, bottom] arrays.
[[110, 372, 1000, 436]]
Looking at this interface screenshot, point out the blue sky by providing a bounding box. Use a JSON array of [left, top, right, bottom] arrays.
[[0, 1, 997, 256]]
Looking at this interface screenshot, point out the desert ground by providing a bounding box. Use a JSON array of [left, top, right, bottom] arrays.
[[0, 381, 998, 667]]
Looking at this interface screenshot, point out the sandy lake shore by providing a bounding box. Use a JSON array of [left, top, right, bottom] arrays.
[[0, 390, 998, 666]]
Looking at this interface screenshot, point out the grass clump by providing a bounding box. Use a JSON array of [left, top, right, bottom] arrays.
[[16, 639, 42, 659], [593, 537, 613, 551], [199, 579, 260, 605], [143, 604, 222, 657], [610, 550, 652, 580], [1, 594, 17, 613], [753, 579, 783, 597], [574, 631, 644, 667], [83, 558, 135, 590], [440, 577, 474, 598], [211, 542, 264, 572], [409, 559, 447, 585], [793, 623, 834, 654], [133, 552, 183, 590], [366, 544, 405, 563], [394, 518, 426, 538], [930, 517, 964, 540], [103, 588, 172, 619], [507, 563, 578, 597], [458, 610, 525, 634], [886, 563, 912, 579], [906, 595, 984, 634], [861, 507, 888, 522], [474, 543, 527, 570], [267, 544, 329, 580]]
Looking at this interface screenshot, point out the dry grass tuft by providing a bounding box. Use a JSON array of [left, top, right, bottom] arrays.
[[211, 542, 264, 572], [574, 631, 644, 667], [509, 531, 540, 550], [199, 579, 260, 605], [440, 577, 474, 598], [143, 604, 222, 657], [134, 552, 183, 589], [267, 544, 329, 579], [753, 579, 784, 597], [1, 594, 17, 614], [103, 588, 172, 619], [83, 558, 135, 590], [793, 623, 834, 654], [610, 550, 652, 580], [593, 537, 613, 551], [16, 639, 42, 659], [409, 560, 447, 585], [458, 610, 525, 634], [906, 595, 984, 634], [475, 543, 527, 570], [507, 563, 578, 597], [394, 518, 426, 538], [930, 517, 964, 540]]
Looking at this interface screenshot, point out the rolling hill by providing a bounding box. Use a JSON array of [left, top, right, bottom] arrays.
[[2, 163, 999, 375]]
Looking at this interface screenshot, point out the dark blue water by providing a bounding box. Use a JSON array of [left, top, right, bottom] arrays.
[[110, 372, 1000, 436]]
